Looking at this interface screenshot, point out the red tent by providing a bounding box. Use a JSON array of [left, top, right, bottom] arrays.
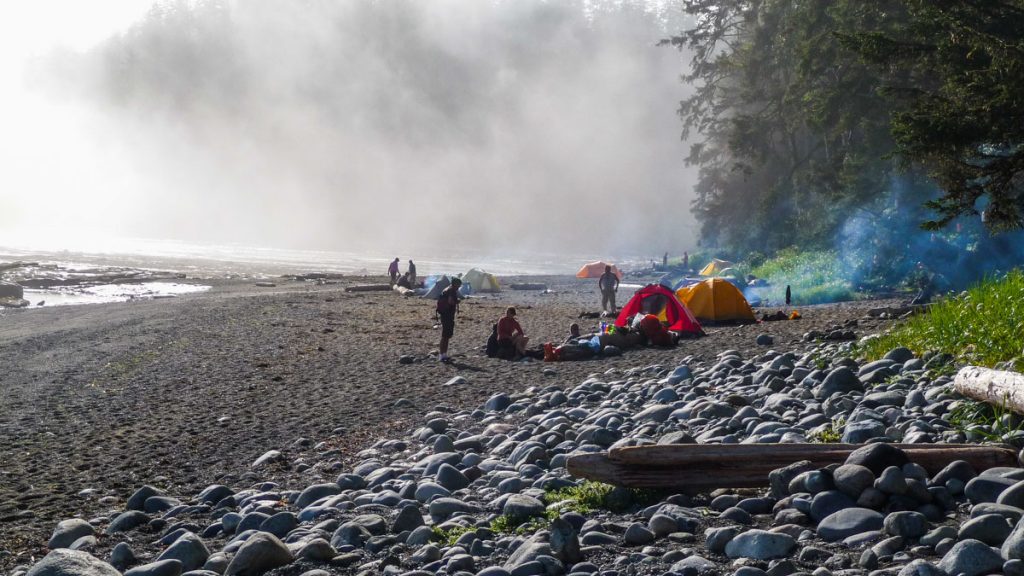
[[615, 284, 704, 335]]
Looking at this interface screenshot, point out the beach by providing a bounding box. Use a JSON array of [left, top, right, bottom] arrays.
[[0, 272, 899, 569]]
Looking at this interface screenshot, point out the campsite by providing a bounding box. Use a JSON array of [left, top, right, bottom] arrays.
[[4, 1, 1024, 576]]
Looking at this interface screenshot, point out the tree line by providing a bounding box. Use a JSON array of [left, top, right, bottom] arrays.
[[665, 0, 1024, 285]]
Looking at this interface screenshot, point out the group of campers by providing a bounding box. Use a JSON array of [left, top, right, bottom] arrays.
[[394, 258, 758, 364], [428, 263, 698, 364], [388, 258, 418, 289]]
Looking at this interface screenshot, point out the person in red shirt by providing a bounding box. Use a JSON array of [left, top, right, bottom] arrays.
[[496, 306, 529, 359]]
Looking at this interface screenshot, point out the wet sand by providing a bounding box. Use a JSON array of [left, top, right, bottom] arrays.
[[0, 274, 898, 569]]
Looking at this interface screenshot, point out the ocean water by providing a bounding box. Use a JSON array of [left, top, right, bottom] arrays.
[[1, 237, 648, 308]]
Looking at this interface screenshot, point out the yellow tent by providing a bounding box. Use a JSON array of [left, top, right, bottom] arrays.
[[463, 268, 501, 292], [699, 258, 735, 276], [676, 278, 755, 323]]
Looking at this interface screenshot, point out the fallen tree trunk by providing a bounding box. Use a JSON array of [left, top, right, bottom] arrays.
[[509, 283, 548, 291], [344, 284, 393, 293], [567, 443, 1017, 490], [955, 366, 1024, 414]]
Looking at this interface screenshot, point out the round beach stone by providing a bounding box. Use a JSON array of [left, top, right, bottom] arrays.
[[504, 495, 546, 520], [295, 483, 341, 509], [883, 511, 928, 538], [959, 514, 1012, 547], [623, 523, 655, 546], [224, 532, 293, 576], [817, 508, 885, 542], [26, 549, 121, 576], [123, 560, 183, 576], [844, 444, 910, 475], [724, 530, 796, 560], [833, 465, 875, 498], [938, 539, 1004, 576], [810, 491, 856, 522], [48, 519, 96, 550]]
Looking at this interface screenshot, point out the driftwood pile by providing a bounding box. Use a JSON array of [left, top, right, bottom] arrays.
[[567, 443, 1018, 491]]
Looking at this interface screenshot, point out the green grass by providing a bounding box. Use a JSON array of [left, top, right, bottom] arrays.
[[543, 481, 663, 514], [750, 248, 856, 305], [860, 270, 1024, 368], [808, 417, 845, 443], [947, 397, 1024, 442]]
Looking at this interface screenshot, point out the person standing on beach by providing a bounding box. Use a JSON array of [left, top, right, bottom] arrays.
[[683, 251, 689, 271], [598, 265, 619, 313], [408, 260, 417, 286], [437, 277, 461, 362], [388, 258, 400, 285]]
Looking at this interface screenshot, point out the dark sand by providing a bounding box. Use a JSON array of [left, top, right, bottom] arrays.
[[0, 274, 898, 569]]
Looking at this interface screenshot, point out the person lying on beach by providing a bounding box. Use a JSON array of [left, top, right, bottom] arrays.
[[496, 306, 529, 359]]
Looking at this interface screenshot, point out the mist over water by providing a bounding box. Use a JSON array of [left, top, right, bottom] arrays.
[[6, 0, 697, 260]]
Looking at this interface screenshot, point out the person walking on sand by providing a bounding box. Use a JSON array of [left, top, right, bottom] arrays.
[[408, 259, 417, 286], [599, 265, 619, 313], [496, 306, 529, 359], [388, 258, 400, 285], [437, 277, 461, 362]]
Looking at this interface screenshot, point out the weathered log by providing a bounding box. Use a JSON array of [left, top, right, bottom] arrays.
[[567, 444, 1018, 490], [955, 366, 1024, 414], [509, 283, 548, 291], [343, 284, 393, 293]]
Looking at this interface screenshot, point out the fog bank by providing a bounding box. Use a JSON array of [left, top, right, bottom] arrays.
[[12, 0, 696, 258]]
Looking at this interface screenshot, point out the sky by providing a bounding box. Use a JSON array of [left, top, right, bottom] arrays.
[[0, 1, 157, 244], [0, 1, 698, 258]]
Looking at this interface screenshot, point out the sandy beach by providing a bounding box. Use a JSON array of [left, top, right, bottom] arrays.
[[0, 272, 900, 570]]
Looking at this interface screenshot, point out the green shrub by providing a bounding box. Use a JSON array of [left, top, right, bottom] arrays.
[[861, 270, 1024, 368], [750, 249, 856, 304]]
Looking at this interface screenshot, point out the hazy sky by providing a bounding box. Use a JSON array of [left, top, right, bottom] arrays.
[[0, 1, 698, 258]]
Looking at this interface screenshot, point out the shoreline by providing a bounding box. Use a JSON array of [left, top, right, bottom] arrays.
[[0, 274, 902, 570]]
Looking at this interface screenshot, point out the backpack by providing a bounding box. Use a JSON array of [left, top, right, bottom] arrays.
[[436, 287, 456, 313]]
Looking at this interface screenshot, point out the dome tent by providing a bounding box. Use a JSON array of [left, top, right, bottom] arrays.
[[576, 261, 622, 279], [676, 278, 756, 323], [614, 284, 703, 335], [463, 268, 500, 293]]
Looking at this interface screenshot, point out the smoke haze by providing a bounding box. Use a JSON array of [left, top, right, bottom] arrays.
[[5, 0, 696, 258]]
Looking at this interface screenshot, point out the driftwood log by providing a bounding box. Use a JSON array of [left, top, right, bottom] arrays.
[[510, 283, 548, 291], [344, 284, 393, 293], [566, 443, 1017, 490], [955, 366, 1024, 414]]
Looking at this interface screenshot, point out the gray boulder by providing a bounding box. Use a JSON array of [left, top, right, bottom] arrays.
[[124, 560, 183, 576], [26, 549, 121, 576], [156, 533, 209, 572], [724, 530, 796, 560], [224, 532, 293, 576], [938, 539, 1004, 576], [48, 519, 96, 550], [817, 508, 885, 542]]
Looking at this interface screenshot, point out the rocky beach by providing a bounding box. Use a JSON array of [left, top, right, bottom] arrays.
[[10, 270, 1012, 576]]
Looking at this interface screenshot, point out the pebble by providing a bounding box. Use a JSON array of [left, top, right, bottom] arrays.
[[26, 549, 120, 576], [22, 345, 1018, 576], [47, 519, 96, 550], [938, 539, 1004, 576]]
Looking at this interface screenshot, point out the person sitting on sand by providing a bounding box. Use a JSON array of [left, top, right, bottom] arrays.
[[562, 322, 581, 345], [396, 272, 412, 289], [436, 277, 461, 363], [408, 260, 417, 285], [496, 306, 529, 359], [388, 258, 400, 285]]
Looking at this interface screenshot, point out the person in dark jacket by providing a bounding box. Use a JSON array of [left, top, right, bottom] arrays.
[[436, 278, 462, 362]]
